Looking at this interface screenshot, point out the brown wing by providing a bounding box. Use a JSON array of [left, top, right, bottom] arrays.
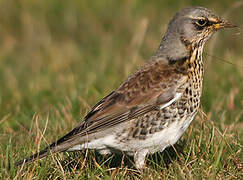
[[54, 60, 188, 144], [15, 59, 189, 166]]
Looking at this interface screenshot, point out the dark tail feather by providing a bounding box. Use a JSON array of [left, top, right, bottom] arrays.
[[15, 147, 51, 167], [15, 122, 87, 167], [14, 139, 72, 167], [15, 140, 67, 167]]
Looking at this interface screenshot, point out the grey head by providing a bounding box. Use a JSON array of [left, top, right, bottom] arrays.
[[157, 6, 236, 61]]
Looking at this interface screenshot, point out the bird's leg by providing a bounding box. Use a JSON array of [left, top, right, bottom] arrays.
[[134, 149, 149, 169]]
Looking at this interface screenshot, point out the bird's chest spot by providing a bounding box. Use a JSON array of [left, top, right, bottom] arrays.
[[182, 58, 203, 114], [118, 117, 193, 153]]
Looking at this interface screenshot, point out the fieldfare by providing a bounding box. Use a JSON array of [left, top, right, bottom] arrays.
[[16, 6, 236, 169]]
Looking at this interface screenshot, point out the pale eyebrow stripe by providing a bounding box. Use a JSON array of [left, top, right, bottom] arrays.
[[208, 17, 218, 23], [187, 15, 219, 23], [186, 15, 206, 19]]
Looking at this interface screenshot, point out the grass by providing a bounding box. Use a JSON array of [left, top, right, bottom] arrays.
[[0, 0, 242, 179]]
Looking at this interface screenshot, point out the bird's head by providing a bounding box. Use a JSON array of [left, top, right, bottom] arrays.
[[158, 7, 236, 60], [166, 7, 236, 47], [173, 6, 236, 45]]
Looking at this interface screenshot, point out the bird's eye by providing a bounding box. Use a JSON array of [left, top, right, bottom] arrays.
[[196, 19, 207, 27]]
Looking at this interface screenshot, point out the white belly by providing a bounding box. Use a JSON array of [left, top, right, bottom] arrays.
[[67, 115, 195, 155]]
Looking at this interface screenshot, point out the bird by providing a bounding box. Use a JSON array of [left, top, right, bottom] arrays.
[[15, 6, 236, 169]]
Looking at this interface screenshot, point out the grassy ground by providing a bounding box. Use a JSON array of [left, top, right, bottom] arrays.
[[0, 0, 242, 179]]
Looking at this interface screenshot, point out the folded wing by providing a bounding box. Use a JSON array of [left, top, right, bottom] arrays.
[[15, 59, 188, 166]]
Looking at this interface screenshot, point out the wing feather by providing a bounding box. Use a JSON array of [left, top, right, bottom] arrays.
[[15, 59, 189, 166], [54, 60, 188, 143]]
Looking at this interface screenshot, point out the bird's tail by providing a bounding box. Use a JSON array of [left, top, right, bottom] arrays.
[[15, 147, 54, 167], [15, 122, 87, 167], [14, 140, 70, 167]]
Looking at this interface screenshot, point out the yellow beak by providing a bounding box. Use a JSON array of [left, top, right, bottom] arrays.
[[214, 20, 237, 30]]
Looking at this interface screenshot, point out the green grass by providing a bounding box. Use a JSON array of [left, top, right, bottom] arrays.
[[0, 0, 242, 179]]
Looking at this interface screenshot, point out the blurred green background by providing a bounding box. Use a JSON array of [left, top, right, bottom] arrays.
[[0, 0, 242, 179]]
